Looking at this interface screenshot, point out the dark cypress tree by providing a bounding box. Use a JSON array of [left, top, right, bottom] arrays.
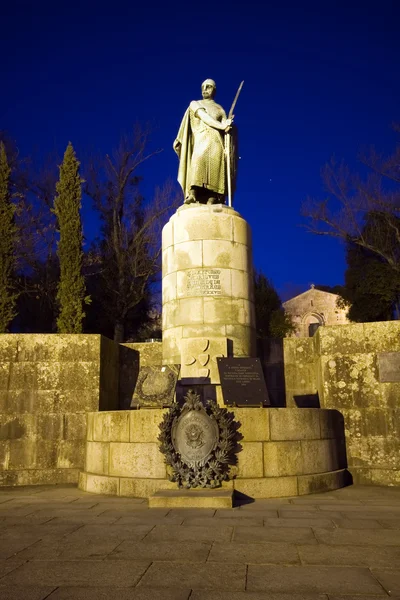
[[254, 271, 296, 337], [0, 142, 18, 332], [53, 143, 87, 333]]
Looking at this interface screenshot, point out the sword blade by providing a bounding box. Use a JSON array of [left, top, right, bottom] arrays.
[[228, 80, 244, 118]]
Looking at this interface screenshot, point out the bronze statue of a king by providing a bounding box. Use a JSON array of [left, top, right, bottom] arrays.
[[173, 79, 238, 206]]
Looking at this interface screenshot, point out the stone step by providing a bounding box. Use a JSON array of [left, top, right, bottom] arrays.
[[149, 488, 233, 508]]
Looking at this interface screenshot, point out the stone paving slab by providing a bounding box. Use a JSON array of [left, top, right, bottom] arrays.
[[378, 518, 400, 528], [264, 517, 335, 528], [290, 496, 363, 504], [0, 484, 399, 599], [0, 535, 47, 559], [246, 565, 386, 595], [11, 537, 121, 561], [214, 508, 278, 518], [1, 521, 84, 539], [0, 561, 26, 578], [371, 569, 400, 595], [278, 509, 343, 519], [64, 523, 154, 540], [0, 506, 47, 517], [107, 541, 212, 562], [331, 518, 382, 529], [181, 516, 264, 527], [0, 586, 57, 600], [137, 561, 246, 590], [318, 504, 400, 513], [91, 505, 155, 515], [114, 514, 184, 525], [19, 509, 119, 521], [48, 537, 124, 560], [0, 560, 151, 587], [0, 515, 69, 528], [45, 587, 191, 599], [208, 541, 300, 564], [314, 527, 400, 546], [190, 593, 328, 600], [297, 543, 400, 567], [339, 510, 400, 519], [143, 524, 233, 543], [233, 525, 318, 543], [330, 597, 400, 600]]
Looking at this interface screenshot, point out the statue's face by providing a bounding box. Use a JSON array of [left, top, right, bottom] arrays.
[[202, 82, 216, 99]]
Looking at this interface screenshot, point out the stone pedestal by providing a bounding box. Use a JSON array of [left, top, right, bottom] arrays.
[[162, 204, 256, 385]]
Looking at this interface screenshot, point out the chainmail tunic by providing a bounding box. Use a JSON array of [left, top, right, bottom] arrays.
[[188, 99, 226, 195]]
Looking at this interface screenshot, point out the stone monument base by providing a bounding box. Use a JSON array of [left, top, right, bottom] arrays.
[[149, 489, 233, 508], [78, 407, 349, 499]]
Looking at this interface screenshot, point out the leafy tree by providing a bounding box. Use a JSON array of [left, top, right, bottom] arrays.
[[269, 309, 297, 338], [254, 271, 296, 338], [337, 212, 400, 322], [53, 143, 88, 333], [314, 284, 346, 296], [0, 142, 18, 331]]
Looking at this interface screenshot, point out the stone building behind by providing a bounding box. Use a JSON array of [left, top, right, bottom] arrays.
[[283, 285, 349, 337]]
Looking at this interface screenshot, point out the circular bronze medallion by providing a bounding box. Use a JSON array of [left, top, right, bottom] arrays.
[[171, 408, 219, 466]]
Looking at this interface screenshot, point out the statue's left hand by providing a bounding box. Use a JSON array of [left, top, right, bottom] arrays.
[[223, 118, 233, 132]]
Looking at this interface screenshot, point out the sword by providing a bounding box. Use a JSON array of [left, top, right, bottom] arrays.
[[225, 81, 244, 207]]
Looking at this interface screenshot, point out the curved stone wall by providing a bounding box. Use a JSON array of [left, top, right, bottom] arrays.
[[78, 408, 348, 498]]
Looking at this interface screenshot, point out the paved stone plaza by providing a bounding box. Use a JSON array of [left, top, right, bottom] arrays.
[[0, 484, 399, 599]]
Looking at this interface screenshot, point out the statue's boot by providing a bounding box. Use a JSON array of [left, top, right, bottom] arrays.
[[207, 194, 225, 205], [184, 188, 197, 204]]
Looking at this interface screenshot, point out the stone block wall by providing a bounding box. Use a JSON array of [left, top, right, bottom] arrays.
[[0, 334, 119, 486], [284, 322, 400, 485], [79, 407, 347, 498], [119, 342, 162, 410]]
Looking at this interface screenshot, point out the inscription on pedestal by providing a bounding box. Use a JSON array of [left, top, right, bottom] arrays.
[[217, 358, 270, 407], [186, 269, 222, 296]]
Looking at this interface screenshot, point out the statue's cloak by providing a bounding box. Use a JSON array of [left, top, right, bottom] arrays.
[[173, 105, 238, 201], [173, 108, 193, 199]]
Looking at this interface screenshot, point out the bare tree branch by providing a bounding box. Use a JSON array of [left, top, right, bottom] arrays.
[[302, 126, 400, 272], [85, 125, 180, 341]]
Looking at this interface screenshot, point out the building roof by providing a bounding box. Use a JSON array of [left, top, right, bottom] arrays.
[[283, 285, 340, 307]]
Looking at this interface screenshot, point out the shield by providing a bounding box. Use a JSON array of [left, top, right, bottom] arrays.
[[171, 404, 219, 467]]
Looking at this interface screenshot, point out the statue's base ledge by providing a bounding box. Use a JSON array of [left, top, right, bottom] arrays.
[[149, 488, 233, 508]]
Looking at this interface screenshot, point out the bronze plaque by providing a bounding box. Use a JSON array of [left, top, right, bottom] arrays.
[[171, 408, 219, 466], [217, 357, 270, 407], [378, 352, 400, 382], [131, 364, 180, 408]]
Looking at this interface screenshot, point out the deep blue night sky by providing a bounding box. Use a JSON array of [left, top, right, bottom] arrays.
[[1, 1, 399, 300]]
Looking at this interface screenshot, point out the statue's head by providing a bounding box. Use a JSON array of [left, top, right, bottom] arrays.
[[201, 79, 216, 99]]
